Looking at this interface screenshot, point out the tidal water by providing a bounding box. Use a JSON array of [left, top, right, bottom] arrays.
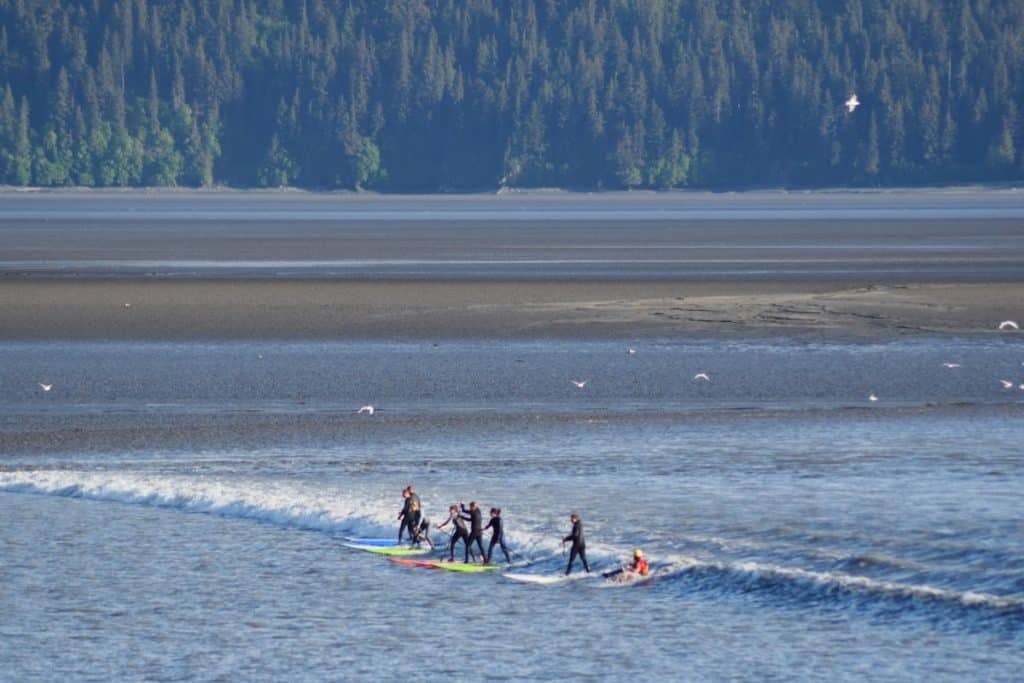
[[2, 337, 1023, 681]]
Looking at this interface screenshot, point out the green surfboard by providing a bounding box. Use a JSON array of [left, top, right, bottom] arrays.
[[428, 561, 500, 572], [343, 543, 431, 556]]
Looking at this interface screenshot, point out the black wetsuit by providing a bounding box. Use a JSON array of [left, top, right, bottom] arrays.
[[406, 508, 422, 544], [484, 515, 511, 564], [405, 492, 421, 540], [398, 496, 413, 542], [441, 512, 472, 562], [398, 495, 413, 542], [563, 519, 590, 575], [414, 518, 433, 548], [461, 504, 486, 560]]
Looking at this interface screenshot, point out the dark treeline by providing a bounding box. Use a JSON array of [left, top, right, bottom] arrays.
[[0, 0, 1022, 190]]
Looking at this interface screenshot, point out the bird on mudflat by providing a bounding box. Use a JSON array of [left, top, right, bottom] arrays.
[[868, 393, 879, 402], [357, 405, 375, 415]]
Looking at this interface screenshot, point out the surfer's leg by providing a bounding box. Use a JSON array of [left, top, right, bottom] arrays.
[[580, 546, 590, 572], [566, 547, 578, 575], [486, 537, 497, 564], [500, 537, 511, 563], [472, 533, 485, 560], [448, 532, 458, 561]]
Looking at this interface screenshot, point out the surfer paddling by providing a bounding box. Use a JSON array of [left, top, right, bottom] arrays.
[[562, 513, 590, 575]]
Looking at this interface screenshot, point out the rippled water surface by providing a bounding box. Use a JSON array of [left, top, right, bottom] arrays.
[[2, 337, 1023, 680]]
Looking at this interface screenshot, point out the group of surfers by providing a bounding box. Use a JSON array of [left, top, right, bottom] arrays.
[[396, 486, 649, 578]]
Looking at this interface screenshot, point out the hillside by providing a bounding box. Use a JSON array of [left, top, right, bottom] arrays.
[[1, 0, 1021, 190]]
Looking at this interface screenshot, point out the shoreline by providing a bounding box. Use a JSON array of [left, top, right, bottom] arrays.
[[2, 279, 1021, 341], [2, 183, 1022, 196]]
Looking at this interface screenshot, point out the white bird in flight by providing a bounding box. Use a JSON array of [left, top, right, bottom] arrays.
[[845, 94, 860, 113], [39, 383, 53, 392], [868, 393, 879, 402], [570, 380, 588, 389], [998, 320, 1019, 331], [941, 363, 961, 369], [628, 348, 637, 355], [357, 405, 375, 415], [1000, 379, 1013, 389], [693, 373, 710, 382]]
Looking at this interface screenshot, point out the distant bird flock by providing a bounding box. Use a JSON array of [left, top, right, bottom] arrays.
[[35, 322, 1022, 409]]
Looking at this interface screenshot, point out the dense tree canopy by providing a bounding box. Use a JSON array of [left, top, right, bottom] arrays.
[[0, 0, 1021, 190]]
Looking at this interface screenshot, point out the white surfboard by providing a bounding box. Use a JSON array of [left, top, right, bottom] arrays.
[[503, 572, 597, 585]]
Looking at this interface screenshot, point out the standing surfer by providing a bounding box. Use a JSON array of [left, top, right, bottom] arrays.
[[406, 485, 421, 541], [409, 500, 433, 549], [437, 504, 474, 563], [460, 501, 486, 562], [562, 512, 590, 575], [397, 487, 412, 542], [483, 507, 511, 564]]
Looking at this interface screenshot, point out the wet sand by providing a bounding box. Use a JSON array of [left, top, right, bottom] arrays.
[[1, 189, 1022, 340], [1, 278, 1021, 340]]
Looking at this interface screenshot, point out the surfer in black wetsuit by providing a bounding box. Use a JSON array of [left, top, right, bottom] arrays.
[[437, 504, 474, 562], [406, 485, 421, 542], [460, 501, 486, 562], [409, 500, 433, 549], [484, 507, 511, 564], [397, 487, 413, 542], [562, 512, 590, 575]]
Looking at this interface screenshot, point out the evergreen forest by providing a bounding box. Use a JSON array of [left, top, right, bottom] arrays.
[[0, 0, 1022, 190]]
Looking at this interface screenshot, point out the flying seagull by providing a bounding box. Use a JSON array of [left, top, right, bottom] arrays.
[[628, 348, 637, 355], [868, 393, 879, 402], [1000, 380, 1013, 389], [998, 320, 1019, 331], [570, 380, 588, 388], [941, 363, 961, 369], [845, 94, 860, 113], [39, 383, 53, 392], [357, 405, 375, 415], [693, 373, 710, 382]]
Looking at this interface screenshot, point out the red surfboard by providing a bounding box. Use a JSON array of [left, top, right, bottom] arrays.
[[389, 558, 437, 568]]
